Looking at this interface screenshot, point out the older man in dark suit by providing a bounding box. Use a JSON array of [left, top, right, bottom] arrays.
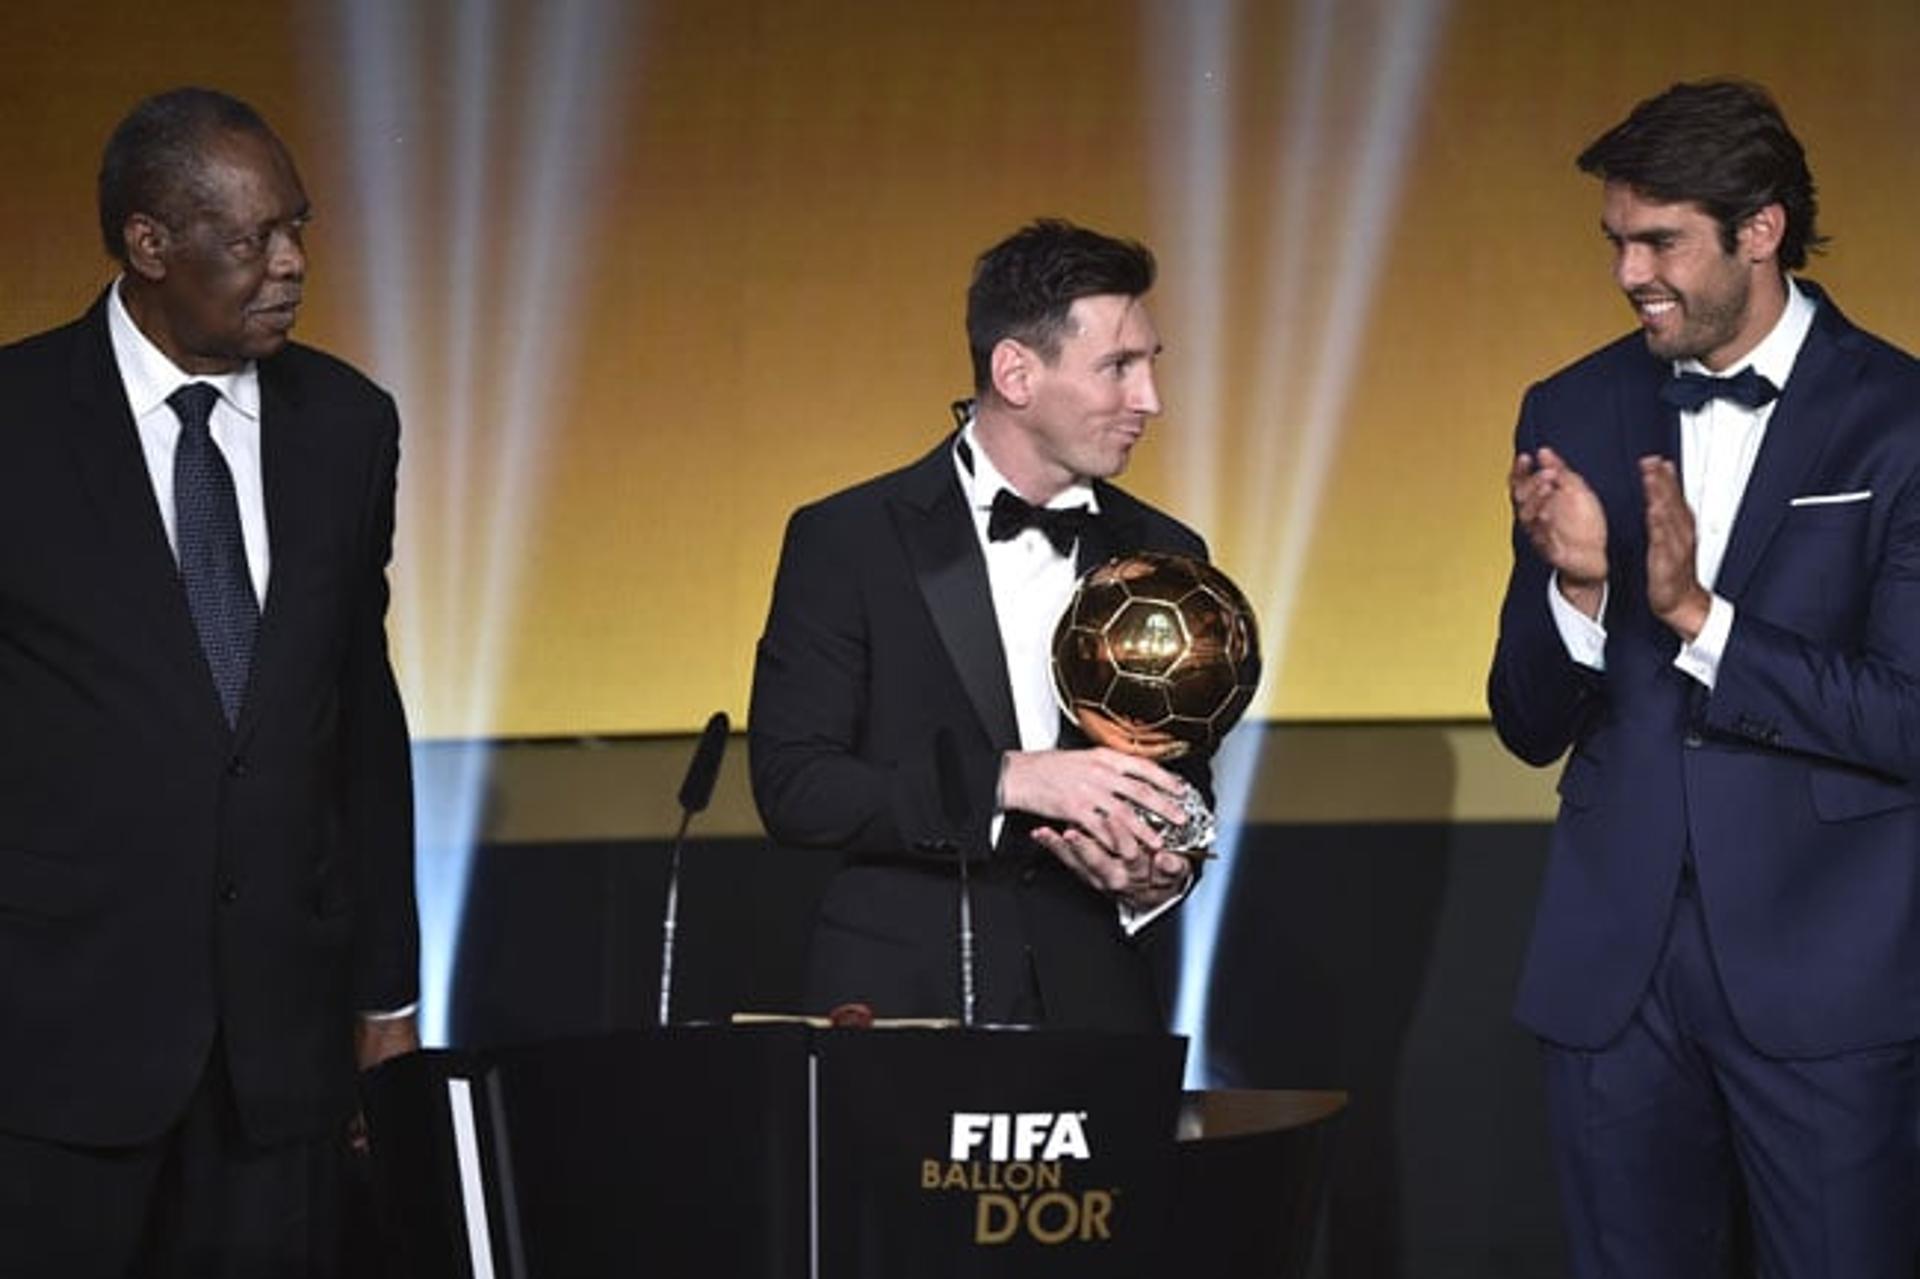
[[1491, 80, 1920, 1277], [0, 89, 417, 1275], [750, 220, 1207, 1031]]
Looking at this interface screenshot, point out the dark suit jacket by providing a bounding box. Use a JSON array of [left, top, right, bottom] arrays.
[[749, 432, 1207, 1031], [0, 296, 417, 1147], [1489, 283, 1920, 1057]]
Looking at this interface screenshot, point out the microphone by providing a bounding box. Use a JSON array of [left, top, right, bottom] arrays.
[[678, 710, 729, 814], [934, 728, 978, 1028], [659, 711, 730, 1027]]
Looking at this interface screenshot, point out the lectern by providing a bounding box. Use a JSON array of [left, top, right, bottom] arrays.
[[362, 1027, 1340, 1278]]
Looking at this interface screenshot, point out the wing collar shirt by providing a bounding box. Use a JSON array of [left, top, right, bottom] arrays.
[[1549, 276, 1817, 689], [953, 418, 1183, 932], [952, 416, 1097, 757]]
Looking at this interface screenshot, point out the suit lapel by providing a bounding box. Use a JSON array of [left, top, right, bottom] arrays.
[[1079, 483, 1145, 575], [61, 301, 229, 735], [1058, 484, 1152, 748], [236, 357, 321, 747], [893, 437, 1022, 751], [1616, 343, 1678, 479], [1713, 292, 1858, 601]]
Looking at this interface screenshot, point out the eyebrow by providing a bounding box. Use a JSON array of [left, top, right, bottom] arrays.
[[1599, 220, 1681, 245]]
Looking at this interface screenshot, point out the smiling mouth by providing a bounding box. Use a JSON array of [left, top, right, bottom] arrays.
[[1631, 294, 1679, 323]]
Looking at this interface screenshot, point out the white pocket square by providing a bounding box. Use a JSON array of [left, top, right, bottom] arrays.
[[1789, 490, 1872, 507]]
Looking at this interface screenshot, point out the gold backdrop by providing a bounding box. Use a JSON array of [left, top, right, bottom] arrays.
[[3, 0, 1918, 737]]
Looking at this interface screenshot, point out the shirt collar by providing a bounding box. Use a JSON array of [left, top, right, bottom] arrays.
[[1674, 274, 1815, 391], [953, 414, 1100, 515], [107, 278, 261, 422]]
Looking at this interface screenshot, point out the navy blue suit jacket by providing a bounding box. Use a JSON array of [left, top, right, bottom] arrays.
[[1489, 283, 1920, 1058]]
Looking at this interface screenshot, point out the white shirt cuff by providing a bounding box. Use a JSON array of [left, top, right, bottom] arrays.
[[1117, 866, 1193, 936], [1673, 594, 1734, 689], [360, 1002, 419, 1022], [1547, 573, 1609, 671]]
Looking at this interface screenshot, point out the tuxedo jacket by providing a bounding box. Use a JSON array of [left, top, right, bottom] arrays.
[[1489, 283, 1920, 1057], [0, 296, 417, 1146], [749, 432, 1207, 1031]]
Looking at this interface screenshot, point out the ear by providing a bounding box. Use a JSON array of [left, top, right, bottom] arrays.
[[1738, 202, 1786, 265], [123, 213, 170, 282], [989, 338, 1035, 408]]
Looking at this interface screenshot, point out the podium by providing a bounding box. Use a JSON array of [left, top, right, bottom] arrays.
[[1173, 1090, 1348, 1279], [362, 1026, 1340, 1278]]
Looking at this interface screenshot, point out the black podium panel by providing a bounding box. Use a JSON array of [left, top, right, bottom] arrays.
[[814, 1029, 1186, 1278], [493, 1025, 812, 1277], [361, 1050, 501, 1279], [361, 1026, 813, 1279], [365, 1027, 1213, 1278], [1173, 1090, 1347, 1279]]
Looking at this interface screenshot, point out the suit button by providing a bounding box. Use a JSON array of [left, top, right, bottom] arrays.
[[1683, 731, 1703, 748], [1019, 867, 1037, 885], [219, 881, 239, 904], [226, 756, 248, 778]]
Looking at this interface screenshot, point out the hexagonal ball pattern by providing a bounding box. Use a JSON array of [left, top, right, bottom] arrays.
[[1048, 551, 1262, 759]]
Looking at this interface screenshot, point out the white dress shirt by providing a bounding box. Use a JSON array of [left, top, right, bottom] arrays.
[[952, 420, 1095, 756], [107, 279, 271, 606], [1550, 278, 1817, 687], [952, 420, 1184, 932]]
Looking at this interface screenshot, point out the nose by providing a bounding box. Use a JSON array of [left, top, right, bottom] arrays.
[[268, 223, 306, 279], [1130, 365, 1162, 417], [1614, 243, 1652, 293]]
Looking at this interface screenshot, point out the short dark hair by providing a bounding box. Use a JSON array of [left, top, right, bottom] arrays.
[[1576, 79, 1825, 271], [966, 219, 1157, 395], [97, 87, 275, 263]]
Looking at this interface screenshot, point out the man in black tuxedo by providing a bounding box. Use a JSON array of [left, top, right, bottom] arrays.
[[750, 220, 1207, 1031], [0, 89, 417, 1275]]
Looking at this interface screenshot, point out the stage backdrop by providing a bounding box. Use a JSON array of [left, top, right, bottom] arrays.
[[4, 0, 1917, 739], [10, 11, 1917, 1271]]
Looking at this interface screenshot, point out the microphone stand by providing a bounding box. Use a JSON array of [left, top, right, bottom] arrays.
[[657, 712, 729, 1028], [956, 829, 976, 1029], [657, 813, 689, 1028], [933, 729, 978, 1028]]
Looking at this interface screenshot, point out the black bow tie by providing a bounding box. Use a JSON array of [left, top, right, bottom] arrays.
[[1659, 366, 1781, 413], [988, 487, 1092, 556]]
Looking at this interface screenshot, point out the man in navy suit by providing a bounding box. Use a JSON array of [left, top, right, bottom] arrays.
[[750, 220, 1206, 1030], [1490, 80, 1920, 1276], [0, 90, 417, 1275]]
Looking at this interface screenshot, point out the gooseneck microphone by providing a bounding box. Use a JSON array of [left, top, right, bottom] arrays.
[[659, 711, 730, 1027], [934, 728, 978, 1028]]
